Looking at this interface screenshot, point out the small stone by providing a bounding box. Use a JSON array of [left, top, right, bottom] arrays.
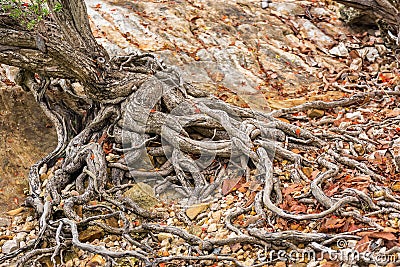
[[123, 183, 158, 210], [261, 0, 270, 9], [160, 239, 170, 248], [210, 203, 220, 211], [354, 143, 365, 155], [39, 164, 47, 175], [373, 190, 385, 198], [188, 225, 203, 236], [207, 223, 218, 233], [79, 226, 104, 242], [244, 258, 254, 266], [2, 239, 18, 254], [0, 218, 10, 227], [211, 210, 222, 221], [157, 233, 173, 242], [15, 232, 27, 242], [230, 243, 242, 253], [307, 109, 325, 118], [329, 42, 349, 57], [185, 203, 210, 220], [65, 260, 74, 267], [221, 245, 231, 254]]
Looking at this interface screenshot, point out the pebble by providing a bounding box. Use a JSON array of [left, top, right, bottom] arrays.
[[221, 245, 231, 254], [207, 223, 218, 233], [211, 210, 222, 221], [307, 109, 325, 119], [2, 239, 18, 254], [157, 233, 173, 242], [185, 203, 210, 220], [22, 221, 35, 232], [0, 218, 10, 228], [15, 232, 27, 242], [160, 239, 170, 248]]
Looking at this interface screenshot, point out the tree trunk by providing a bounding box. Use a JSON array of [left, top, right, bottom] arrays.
[[335, 0, 400, 26]]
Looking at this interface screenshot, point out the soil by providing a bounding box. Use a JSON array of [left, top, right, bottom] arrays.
[[0, 84, 56, 215]]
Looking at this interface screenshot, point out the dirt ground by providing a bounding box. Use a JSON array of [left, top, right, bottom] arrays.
[[0, 83, 56, 215]]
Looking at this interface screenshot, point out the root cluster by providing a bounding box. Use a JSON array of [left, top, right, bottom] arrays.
[[2, 53, 400, 266]]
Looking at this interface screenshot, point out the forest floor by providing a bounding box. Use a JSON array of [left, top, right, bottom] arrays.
[[1, 0, 400, 266]]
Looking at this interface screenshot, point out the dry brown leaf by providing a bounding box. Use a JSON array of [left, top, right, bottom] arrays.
[[356, 235, 370, 252], [368, 232, 397, 241], [222, 177, 243, 196], [321, 217, 346, 230], [6, 207, 24, 216]]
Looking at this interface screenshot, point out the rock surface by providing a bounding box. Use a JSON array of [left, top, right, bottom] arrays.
[[122, 182, 158, 210], [1, 240, 18, 254], [85, 0, 355, 111]]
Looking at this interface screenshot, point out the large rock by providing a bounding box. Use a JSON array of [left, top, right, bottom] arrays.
[[85, 0, 350, 105]]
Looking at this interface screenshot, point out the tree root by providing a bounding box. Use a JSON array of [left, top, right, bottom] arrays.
[[2, 53, 400, 266]]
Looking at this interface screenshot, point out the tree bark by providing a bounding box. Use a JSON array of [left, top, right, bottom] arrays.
[[335, 0, 400, 26]]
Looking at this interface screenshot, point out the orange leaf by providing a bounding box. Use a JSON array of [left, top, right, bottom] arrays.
[[277, 117, 290, 124], [322, 217, 346, 230], [368, 232, 397, 241], [356, 235, 370, 252], [295, 128, 301, 136], [222, 177, 243, 195]]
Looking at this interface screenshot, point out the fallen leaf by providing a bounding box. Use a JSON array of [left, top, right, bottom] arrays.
[[222, 177, 243, 196], [368, 232, 397, 241], [321, 217, 346, 231], [356, 235, 370, 252], [6, 207, 24, 216]]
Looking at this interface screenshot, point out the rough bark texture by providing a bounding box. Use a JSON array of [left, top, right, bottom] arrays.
[[336, 0, 399, 25]]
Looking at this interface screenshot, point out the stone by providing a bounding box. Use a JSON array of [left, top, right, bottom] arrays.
[[221, 245, 231, 254], [307, 109, 325, 119], [78, 226, 104, 242], [15, 232, 27, 242], [22, 221, 35, 232], [329, 42, 349, 57], [157, 233, 173, 242], [123, 182, 158, 210], [188, 225, 203, 236], [160, 239, 170, 248], [0, 218, 10, 227], [2, 239, 18, 254], [185, 203, 210, 220], [298, 19, 335, 48], [244, 258, 254, 266], [207, 223, 218, 233]]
